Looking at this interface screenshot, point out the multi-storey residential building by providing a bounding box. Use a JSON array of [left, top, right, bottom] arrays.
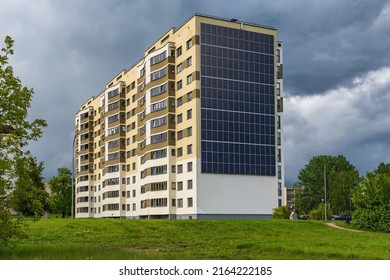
[[74, 14, 284, 219]]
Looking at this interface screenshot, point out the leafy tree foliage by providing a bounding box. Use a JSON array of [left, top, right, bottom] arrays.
[[297, 155, 360, 213], [48, 167, 72, 218], [352, 165, 390, 232], [0, 36, 47, 247], [309, 203, 333, 220], [272, 206, 291, 219], [12, 155, 49, 218]]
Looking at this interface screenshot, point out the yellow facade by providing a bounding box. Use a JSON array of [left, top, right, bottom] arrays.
[[74, 14, 283, 219]]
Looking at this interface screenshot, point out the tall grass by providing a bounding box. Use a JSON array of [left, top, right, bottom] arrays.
[[1, 219, 389, 260]]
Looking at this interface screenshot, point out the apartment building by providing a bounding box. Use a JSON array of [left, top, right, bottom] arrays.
[[74, 14, 284, 219]]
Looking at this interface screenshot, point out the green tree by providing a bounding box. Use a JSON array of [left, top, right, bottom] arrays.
[[309, 203, 333, 220], [48, 167, 72, 218], [297, 155, 359, 213], [352, 167, 390, 232], [12, 155, 49, 218], [0, 36, 47, 247], [329, 170, 359, 214], [373, 162, 390, 176]]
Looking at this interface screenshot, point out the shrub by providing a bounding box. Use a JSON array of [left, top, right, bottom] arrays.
[[310, 203, 333, 220], [352, 172, 390, 232], [272, 206, 291, 219]]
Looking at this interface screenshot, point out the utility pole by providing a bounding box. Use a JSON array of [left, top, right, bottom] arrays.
[[71, 135, 76, 219], [324, 163, 327, 221]]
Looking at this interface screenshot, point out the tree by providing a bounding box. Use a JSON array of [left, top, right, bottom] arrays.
[[297, 155, 360, 213], [309, 203, 333, 220], [373, 162, 390, 176], [0, 36, 47, 247], [48, 167, 72, 218], [12, 155, 49, 218], [352, 167, 390, 232]]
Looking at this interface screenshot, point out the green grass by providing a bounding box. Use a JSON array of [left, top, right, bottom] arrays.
[[1, 219, 389, 260]]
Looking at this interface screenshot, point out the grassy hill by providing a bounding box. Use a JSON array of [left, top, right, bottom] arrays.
[[1, 218, 389, 260]]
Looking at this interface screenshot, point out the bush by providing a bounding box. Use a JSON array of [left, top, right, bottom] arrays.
[[352, 173, 390, 232], [272, 206, 291, 219], [310, 203, 333, 220]]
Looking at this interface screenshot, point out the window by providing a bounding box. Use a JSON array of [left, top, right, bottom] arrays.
[[177, 63, 183, 73], [187, 91, 192, 101], [80, 133, 89, 140], [150, 83, 167, 97], [172, 199, 176, 207], [151, 165, 167, 175], [177, 130, 183, 140], [177, 97, 183, 107], [102, 190, 119, 199], [140, 81, 145, 91], [139, 66, 146, 77], [177, 181, 183, 191], [106, 165, 119, 173], [107, 152, 119, 160], [107, 101, 119, 111], [150, 67, 166, 81], [187, 180, 193, 189], [187, 144, 192, 154], [278, 166, 282, 179], [186, 39, 192, 50], [187, 56, 192, 67], [103, 204, 119, 211], [177, 199, 183, 208], [107, 139, 119, 148], [151, 198, 167, 207], [177, 46, 182, 57], [150, 132, 167, 144], [151, 148, 167, 159], [151, 116, 167, 128], [177, 80, 182, 90], [150, 100, 167, 112], [177, 164, 183, 174], [277, 82, 281, 96], [187, 127, 192, 137], [177, 114, 182, 123], [177, 147, 183, 157], [187, 162, 193, 172], [150, 51, 166, 65], [187, 198, 193, 207], [187, 109, 192, 119], [107, 114, 119, 123], [186, 74, 192, 84], [107, 88, 119, 99]]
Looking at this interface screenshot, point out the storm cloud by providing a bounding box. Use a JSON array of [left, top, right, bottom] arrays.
[[1, 0, 389, 184]]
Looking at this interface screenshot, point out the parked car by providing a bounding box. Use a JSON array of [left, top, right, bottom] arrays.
[[333, 214, 352, 221], [298, 215, 310, 220]]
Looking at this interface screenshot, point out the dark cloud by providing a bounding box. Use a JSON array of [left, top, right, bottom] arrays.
[[1, 0, 390, 183]]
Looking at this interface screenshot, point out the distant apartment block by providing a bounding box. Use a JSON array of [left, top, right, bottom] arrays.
[[74, 14, 284, 219]]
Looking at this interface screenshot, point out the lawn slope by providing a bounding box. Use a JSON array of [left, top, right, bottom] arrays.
[[1, 219, 389, 260]]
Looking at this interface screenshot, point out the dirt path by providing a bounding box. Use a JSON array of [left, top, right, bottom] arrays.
[[326, 222, 364, 232]]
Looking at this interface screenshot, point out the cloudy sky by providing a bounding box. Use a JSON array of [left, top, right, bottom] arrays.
[[1, 0, 390, 185]]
